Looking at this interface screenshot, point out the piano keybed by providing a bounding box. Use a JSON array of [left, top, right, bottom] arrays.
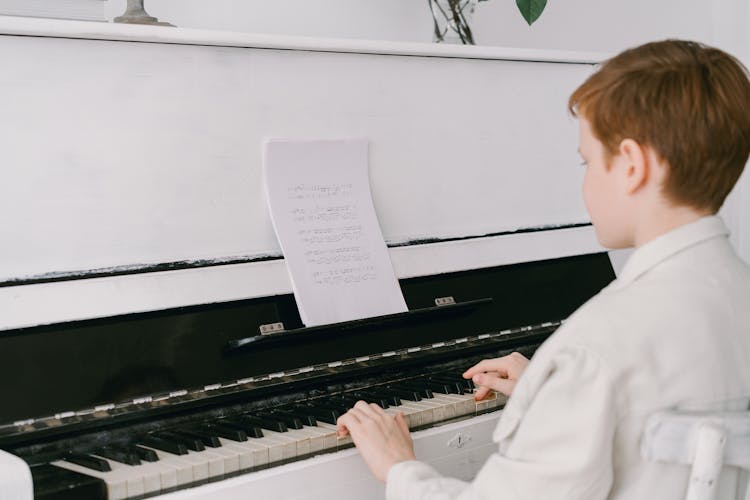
[[45, 373, 505, 500]]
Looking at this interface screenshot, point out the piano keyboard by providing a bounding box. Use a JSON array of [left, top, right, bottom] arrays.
[[49, 374, 506, 500]]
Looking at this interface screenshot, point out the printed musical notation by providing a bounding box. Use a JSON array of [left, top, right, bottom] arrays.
[[263, 138, 407, 326]]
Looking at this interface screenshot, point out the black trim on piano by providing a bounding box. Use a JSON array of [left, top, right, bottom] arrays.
[[0, 222, 590, 287]]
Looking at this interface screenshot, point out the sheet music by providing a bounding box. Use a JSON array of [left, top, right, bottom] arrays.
[[263, 138, 407, 326]]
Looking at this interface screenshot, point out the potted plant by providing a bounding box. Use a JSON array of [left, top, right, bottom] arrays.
[[430, 0, 548, 45]]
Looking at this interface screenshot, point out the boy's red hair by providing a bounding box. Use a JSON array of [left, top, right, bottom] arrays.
[[569, 40, 750, 212]]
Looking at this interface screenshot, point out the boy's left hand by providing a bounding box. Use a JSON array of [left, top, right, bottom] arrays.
[[336, 400, 416, 482]]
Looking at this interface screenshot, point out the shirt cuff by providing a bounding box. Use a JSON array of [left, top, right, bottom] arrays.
[[385, 460, 442, 500]]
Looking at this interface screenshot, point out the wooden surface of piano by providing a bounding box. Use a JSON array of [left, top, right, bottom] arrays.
[[0, 17, 614, 499]]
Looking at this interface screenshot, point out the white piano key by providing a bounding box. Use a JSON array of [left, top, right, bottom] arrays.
[[196, 448, 226, 478], [293, 425, 328, 453], [309, 422, 340, 450], [429, 394, 461, 418], [255, 429, 297, 460], [216, 438, 263, 469], [202, 444, 240, 474], [434, 393, 476, 416], [396, 401, 426, 427], [281, 426, 321, 455], [90, 456, 149, 497], [228, 436, 275, 466], [314, 421, 351, 448], [132, 455, 179, 491], [137, 446, 198, 485], [403, 399, 436, 425], [51, 459, 129, 500]]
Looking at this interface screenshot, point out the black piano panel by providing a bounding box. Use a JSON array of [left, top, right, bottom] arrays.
[[0, 252, 614, 429]]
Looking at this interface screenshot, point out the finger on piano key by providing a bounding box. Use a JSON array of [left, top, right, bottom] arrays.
[[314, 421, 352, 449]]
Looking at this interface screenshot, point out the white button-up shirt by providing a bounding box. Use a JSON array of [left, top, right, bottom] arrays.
[[386, 216, 750, 500]]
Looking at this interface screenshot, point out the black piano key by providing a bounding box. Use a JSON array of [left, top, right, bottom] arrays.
[[177, 428, 222, 448], [319, 400, 354, 416], [240, 415, 288, 433], [340, 395, 389, 409], [392, 382, 434, 399], [412, 379, 454, 394], [94, 445, 141, 466], [133, 445, 159, 462], [138, 435, 188, 456], [154, 430, 205, 452], [65, 453, 111, 472], [357, 390, 402, 407], [202, 423, 249, 441], [260, 411, 304, 430], [292, 404, 341, 425], [428, 376, 464, 394], [220, 419, 266, 438], [385, 387, 422, 401], [444, 374, 475, 392], [275, 408, 317, 427], [349, 392, 391, 408]]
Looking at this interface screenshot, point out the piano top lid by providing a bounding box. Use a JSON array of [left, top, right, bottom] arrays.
[[0, 225, 602, 332], [0, 251, 615, 443], [0, 15, 610, 64]]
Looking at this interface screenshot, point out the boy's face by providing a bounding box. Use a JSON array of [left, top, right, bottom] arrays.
[[578, 117, 634, 249]]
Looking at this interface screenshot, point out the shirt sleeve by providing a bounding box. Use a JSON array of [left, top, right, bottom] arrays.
[[385, 345, 617, 500]]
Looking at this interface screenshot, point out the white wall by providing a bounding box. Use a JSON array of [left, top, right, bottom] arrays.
[[102, 0, 717, 53], [4, 0, 750, 264]]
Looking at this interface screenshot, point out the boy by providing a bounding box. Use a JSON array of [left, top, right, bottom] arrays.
[[336, 39, 750, 499]]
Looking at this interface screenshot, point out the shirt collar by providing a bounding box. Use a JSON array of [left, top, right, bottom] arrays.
[[615, 216, 729, 287]]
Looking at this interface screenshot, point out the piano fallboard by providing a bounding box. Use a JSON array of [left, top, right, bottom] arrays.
[[0, 252, 615, 499]]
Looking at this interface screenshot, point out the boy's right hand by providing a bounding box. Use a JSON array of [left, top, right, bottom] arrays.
[[462, 352, 529, 400]]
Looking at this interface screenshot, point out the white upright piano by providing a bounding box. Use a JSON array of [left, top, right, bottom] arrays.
[[0, 16, 613, 499]]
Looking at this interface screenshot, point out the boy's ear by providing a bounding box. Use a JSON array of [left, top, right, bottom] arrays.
[[618, 138, 649, 195]]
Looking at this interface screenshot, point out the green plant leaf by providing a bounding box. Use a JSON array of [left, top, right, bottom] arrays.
[[516, 0, 547, 25]]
